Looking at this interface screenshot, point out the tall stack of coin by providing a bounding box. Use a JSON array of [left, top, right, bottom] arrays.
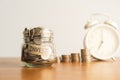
[[81, 49, 91, 62], [71, 53, 80, 62], [61, 55, 71, 62]]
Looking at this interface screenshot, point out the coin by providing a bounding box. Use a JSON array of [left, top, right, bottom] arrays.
[[71, 53, 80, 62], [81, 49, 91, 62], [61, 55, 71, 62]]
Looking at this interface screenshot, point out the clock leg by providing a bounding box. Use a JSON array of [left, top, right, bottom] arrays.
[[111, 57, 116, 61]]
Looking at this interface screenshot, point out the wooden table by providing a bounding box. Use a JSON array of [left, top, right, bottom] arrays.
[[0, 58, 120, 80]]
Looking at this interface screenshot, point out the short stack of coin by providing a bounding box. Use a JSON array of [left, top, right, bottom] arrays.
[[61, 55, 71, 62], [71, 53, 80, 62], [81, 49, 91, 62]]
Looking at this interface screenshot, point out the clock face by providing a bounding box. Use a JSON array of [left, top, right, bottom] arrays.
[[84, 24, 120, 60]]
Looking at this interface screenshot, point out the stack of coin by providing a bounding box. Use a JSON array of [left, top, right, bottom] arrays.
[[55, 57, 61, 63], [81, 49, 91, 62], [61, 55, 71, 62], [71, 53, 80, 62]]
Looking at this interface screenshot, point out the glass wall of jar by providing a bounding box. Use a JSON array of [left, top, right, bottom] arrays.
[[21, 27, 57, 67]]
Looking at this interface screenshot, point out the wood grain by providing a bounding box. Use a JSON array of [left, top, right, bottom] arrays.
[[0, 58, 120, 80]]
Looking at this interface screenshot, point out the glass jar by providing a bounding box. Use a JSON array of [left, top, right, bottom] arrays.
[[21, 27, 57, 67]]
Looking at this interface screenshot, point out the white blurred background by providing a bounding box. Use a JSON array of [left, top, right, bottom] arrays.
[[0, 0, 120, 57]]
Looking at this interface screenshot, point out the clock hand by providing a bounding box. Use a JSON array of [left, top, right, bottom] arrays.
[[97, 41, 104, 50], [97, 30, 104, 50], [101, 29, 104, 43]]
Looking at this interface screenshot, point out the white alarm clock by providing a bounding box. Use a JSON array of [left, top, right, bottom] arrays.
[[84, 15, 120, 60]]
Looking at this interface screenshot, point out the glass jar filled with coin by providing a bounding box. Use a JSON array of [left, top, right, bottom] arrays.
[[21, 27, 57, 67]]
